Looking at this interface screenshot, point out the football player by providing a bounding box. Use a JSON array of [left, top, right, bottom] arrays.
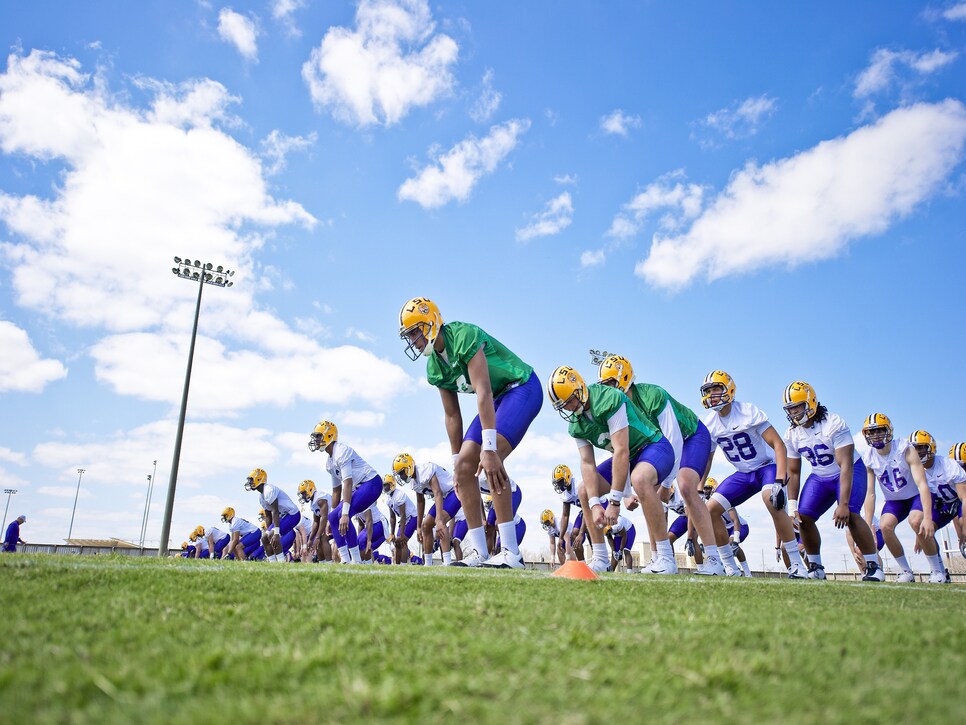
[[392, 453, 460, 566], [548, 365, 675, 574], [598, 355, 724, 575], [782, 381, 883, 581], [355, 501, 390, 563], [451, 507, 470, 561], [308, 420, 382, 565], [220, 507, 263, 560], [604, 513, 637, 573], [188, 528, 209, 559], [203, 523, 231, 559], [383, 474, 418, 564], [244, 468, 300, 563], [910, 430, 965, 582], [551, 464, 585, 561], [700, 371, 807, 578], [298, 480, 333, 563], [861, 414, 935, 582], [541, 509, 565, 567], [399, 297, 542, 569], [951, 443, 966, 553]]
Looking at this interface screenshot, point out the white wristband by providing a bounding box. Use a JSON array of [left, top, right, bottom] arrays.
[[788, 499, 798, 515], [608, 490, 622, 504], [482, 429, 498, 452], [588, 496, 602, 508], [451, 453, 460, 470]]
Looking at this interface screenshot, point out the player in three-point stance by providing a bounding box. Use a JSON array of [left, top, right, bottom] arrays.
[[308, 420, 382, 565], [220, 507, 263, 560], [298, 480, 333, 563], [861, 413, 935, 583], [244, 468, 300, 563], [540, 509, 566, 568], [392, 452, 460, 566], [383, 474, 419, 565], [909, 430, 965, 583], [782, 381, 883, 581], [548, 365, 675, 574], [699, 371, 807, 578], [399, 297, 541, 569], [550, 465, 587, 561]]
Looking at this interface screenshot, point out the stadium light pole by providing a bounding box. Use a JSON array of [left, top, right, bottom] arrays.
[[1, 488, 17, 533], [67, 468, 85, 542], [139, 459, 158, 550], [157, 257, 234, 557]]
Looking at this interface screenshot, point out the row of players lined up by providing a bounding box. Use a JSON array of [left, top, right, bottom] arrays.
[[179, 296, 966, 580]]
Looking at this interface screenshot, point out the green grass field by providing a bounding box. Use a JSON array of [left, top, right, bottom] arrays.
[[1, 555, 963, 724]]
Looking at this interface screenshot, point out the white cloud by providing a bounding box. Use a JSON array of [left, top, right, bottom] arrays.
[[469, 68, 501, 122], [0, 320, 67, 393], [37, 486, 92, 499], [218, 8, 259, 61], [553, 174, 577, 185], [0, 447, 28, 466], [260, 129, 316, 175], [398, 118, 530, 208], [854, 48, 958, 98], [345, 327, 376, 343], [271, 0, 305, 36], [337, 410, 386, 428], [580, 249, 605, 267], [693, 94, 777, 147], [600, 109, 641, 137], [945, 2, 966, 20], [515, 192, 574, 241], [301, 0, 458, 127], [608, 170, 707, 240], [634, 100, 966, 289]]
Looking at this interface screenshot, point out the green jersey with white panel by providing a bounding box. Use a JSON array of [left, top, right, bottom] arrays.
[[426, 321, 533, 396]]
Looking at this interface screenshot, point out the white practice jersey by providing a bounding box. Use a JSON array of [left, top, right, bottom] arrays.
[[385, 487, 418, 520], [205, 526, 227, 541], [355, 501, 389, 532], [310, 489, 332, 518], [664, 486, 687, 517], [609, 514, 633, 535], [863, 438, 918, 502], [784, 413, 859, 479], [923, 456, 966, 502], [542, 521, 561, 538], [229, 517, 258, 536], [454, 507, 466, 524], [557, 480, 581, 506], [326, 441, 379, 491], [657, 399, 683, 487], [723, 509, 748, 531], [298, 515, 312, 536], [410, 461, 455, 498], [194, 537, 209, 552], [478, 471, 519, 494], [258, 484, 300, 517], [703, 401, 775, 473]]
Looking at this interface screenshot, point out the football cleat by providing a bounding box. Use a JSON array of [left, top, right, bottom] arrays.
[[551, 464, 572, 493], [782, 381, 818, 427], [695, 556, 725, 576], [450, 547, 485, 567], [861, 561, 885, 582], [700, 370, 735, 411], [945, 568, 951, 583], [787, 562, 810, 579], [597, 354, 634, 393], [308, 420, 338, 452], [861, 413, 893, 450], [909, 430, 936, 466], [806, 562, 826, 580], [642, 556, 678, 575], [927, 570, 947, 584], [481, 548, 525, 570], [547, 366, 590, 422], [399, 297, 443, 361], [589, 558, 612, 573], [723, 564, 743, 577], [245, 468, 267, 491], [896, 570, 916, 583]]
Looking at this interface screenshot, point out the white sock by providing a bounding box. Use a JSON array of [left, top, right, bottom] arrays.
[[807, 553, 823, 567], [719, 546, 738, 569], [497, 521, 520, 556], [704, 544, 721, 561], [442, 550, 453, 565], [740, 561, 751, 576], [467, 526, 488, 557], [927, 554, 943, 573], [425, 552, 434, 566], [783, 540, 803, 566], [656, 539, 673, 559], [349, 546, 361, 563], [863, 554, 878, 564], [338, 546, 349, 562], [592, 542, 608, 563], [895, 554, 911, 572]]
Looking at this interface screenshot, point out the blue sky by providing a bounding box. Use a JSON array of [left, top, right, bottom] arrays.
[[1, 1, 964, 571]]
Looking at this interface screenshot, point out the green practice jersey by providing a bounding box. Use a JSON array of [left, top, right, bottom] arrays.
[[426, 321, 532, 396], [627, 383, 698, 439], [568, 384, 661, 454]]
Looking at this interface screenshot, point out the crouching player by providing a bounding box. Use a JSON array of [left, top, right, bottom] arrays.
[[189, 527, 209, 559], [548, 365, 674, 574], [383, 474, 418, 565], [298, 480, 333, 563], [605, 514, 637, 573], [244, 468, 300, 563], [911, 430, 965, 582], [551, 465, 585, 561], [204, 523, 231, 559], [221, 507, 263, 560], [541, 510, 565, 567], [393, 453, 459, 566]]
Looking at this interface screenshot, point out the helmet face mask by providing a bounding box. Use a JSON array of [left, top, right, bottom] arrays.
[[399, 298, 442, 361], [548, 366, 589, 422], [783, 402, 808, 426], [392, 453, 416, 486], [221, 506, 235, 523], [702, 477, 718, 500], [297, 480, 316, 504], [308, 421, 338, 452], [540, 509, 555, 527], [551, 464, 572, 494], [700, 371, 735, 411], [910, 431, 936, 465], [245, 468, 267, 491], [862, 414, 893, 450], [382, 474, 396, 494], [782, 381, 817, 426]]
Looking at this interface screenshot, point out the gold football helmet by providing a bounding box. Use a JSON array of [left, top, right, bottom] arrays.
[[297, 480, 316, 504], [702, 476, 718, 499], [782, 381, 818, 426], [909, 430, 936, 465], [392, 453, 416, 485], [308, 421, 338, 452], [700, 370, 735, 411], [950, 442, 966, 470], [245, 468, 267, 491], [193, 525, 205, 539], [540, 509, 556, 527], [547, 366, 589, 421], [181, 541, 189, 551], [551, 464, 572, 494], [598, 354, 634, 393], [482, 493, 493, 512], [383, 474, 396, 494], [399, 297, 443, 360], [861, 413, 893, 450], [221, 506, 235, 523]]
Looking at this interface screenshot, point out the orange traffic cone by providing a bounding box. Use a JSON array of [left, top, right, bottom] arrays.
[[552, 560, 599, 580]]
